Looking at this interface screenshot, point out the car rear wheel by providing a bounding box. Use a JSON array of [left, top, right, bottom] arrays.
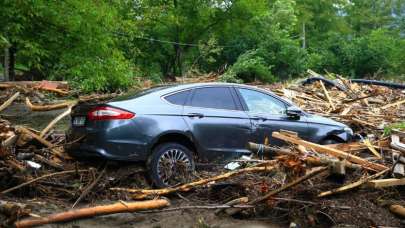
[[147, 143, 195, 188]]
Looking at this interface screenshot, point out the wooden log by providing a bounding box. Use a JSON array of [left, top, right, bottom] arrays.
[[111, 163, 275, 199], [319, 80, 335, 110], [16, 126, 65, 159], [1, 133, 18, 147], [0, 92, 19, 112], [25, 97, 76, 112], [272, 131, 388, 172], [35, 87, 69, 96], [40, 107, 72, 138], [14, 200, 170, 228], [247, 142, 294, 156], [325, 141, 367, 152], [367, 178, 405, 188], [318, 168, 389, 197], [389, 205, 405, 218]]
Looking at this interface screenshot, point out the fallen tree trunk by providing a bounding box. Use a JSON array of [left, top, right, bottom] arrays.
[[0, 92, 19, 112], [272, 131, 388, 172], [39, 107, 72, 138], [111, 163, 275, 199], [25, 98, 75, 112], [14, 200, 170, 228]]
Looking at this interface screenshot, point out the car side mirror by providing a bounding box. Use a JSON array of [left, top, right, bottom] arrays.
[[286, 106, 303, 118]]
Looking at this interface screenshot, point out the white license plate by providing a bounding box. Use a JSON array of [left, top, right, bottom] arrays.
[[72, 116, 86, 126]]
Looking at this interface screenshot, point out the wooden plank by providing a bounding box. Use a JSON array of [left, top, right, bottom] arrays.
[[363, 139, 382, 159], [319, 80, 335, 110], [326, 142, 367, 152], [367, 178, 405, 188], [272, 131, 388, 172]]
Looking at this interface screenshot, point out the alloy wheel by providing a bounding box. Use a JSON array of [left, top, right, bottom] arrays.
[[157, 148, 193, 186]]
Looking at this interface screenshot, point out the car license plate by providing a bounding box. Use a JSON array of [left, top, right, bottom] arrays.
[[72, 116, 86, 126]]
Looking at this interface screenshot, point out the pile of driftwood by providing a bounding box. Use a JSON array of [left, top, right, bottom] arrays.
[[1, 74, 405, 227]]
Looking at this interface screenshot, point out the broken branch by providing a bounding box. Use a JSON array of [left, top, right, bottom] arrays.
[[15, 200, 169, 228], [318, 168, 389, 197]]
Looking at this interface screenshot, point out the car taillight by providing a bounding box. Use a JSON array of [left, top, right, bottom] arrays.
[[87, 106, 135, 121]]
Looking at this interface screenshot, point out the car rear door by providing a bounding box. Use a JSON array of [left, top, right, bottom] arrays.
[[183, 86, 252, 161], [236, 87, 309, 146]]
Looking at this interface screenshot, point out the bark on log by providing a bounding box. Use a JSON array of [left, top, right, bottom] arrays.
[[15, 200, 170, 228], [0, 92, 19, 112], [247, 142, 294, 156], [25, 97, 76, 112]]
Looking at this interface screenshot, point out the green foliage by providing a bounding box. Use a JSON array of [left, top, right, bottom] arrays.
[[223, 50, 274, 83], [0, 0, 404, 91], [384, 122, 405, 136], [0, 0, 133, 92]]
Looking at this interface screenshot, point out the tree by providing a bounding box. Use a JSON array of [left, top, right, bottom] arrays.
[[0, 0, 133, 91]]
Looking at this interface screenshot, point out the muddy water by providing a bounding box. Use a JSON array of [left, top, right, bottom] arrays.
[[1, 103, 70, 131]]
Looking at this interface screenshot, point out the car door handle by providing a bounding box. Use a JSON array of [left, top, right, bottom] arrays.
[[186, 113, 204, 118], [252, 115, 267, 121]]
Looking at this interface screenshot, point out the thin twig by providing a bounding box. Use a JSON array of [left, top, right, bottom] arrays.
[[1, 170, 88, 195], [72, 165, 107, 208], [138, 205, 254, 214]]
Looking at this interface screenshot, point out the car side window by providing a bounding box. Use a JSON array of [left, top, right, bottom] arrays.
[[238, 88, 286, 115], [165, 90, 191, 105], [190, 87, 237, 110]]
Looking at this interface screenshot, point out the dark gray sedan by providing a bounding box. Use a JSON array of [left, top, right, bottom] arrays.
[[66, 83, 353, 187]]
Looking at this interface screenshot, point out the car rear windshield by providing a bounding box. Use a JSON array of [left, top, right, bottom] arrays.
[[111, 86, 172, 102]]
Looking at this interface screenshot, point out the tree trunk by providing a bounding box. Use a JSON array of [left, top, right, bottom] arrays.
[[9, 44, 16, 81], [3, 47, 9, 81], [302, 22, 306, 49]]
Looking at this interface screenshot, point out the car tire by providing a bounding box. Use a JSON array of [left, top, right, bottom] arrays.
[[321, 139, 341, 145], [147, 143, 195, 188]]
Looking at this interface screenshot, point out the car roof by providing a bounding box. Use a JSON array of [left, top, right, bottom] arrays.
[[152, 82, 274, 96]]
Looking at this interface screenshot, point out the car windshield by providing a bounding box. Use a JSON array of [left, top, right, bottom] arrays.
[[111, 85, 172, 101]]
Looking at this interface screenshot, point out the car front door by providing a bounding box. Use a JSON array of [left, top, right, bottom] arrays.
[[236, 88, 309, 146], [183, 86, 252, 162]]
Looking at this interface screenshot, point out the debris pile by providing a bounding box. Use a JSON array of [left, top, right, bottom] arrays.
[[0, 73, 405, 227]]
